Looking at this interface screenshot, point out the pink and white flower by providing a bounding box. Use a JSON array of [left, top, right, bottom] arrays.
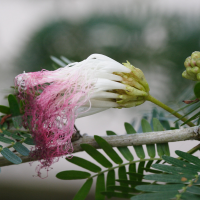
[[15, 54, 149, 173]]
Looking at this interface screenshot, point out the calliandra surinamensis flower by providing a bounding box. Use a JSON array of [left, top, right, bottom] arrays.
[[15, 54, 149, 174], [182, 51, 200, 81]]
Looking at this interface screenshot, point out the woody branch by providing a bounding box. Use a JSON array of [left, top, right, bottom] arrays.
[[0, 126, 199, 167]]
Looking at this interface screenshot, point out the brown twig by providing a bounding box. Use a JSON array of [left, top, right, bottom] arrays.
[[183, 98, 199, 104], [0, 114, 12, 125], [0, 126, 200, 167]]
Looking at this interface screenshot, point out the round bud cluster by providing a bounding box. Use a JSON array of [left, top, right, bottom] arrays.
[[182, 51, 200, 81]]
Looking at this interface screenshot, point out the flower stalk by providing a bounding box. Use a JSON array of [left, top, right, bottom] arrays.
[[147, 95, 195, 127]]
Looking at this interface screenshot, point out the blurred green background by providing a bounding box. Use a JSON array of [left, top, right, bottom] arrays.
[[16, 14, 200, 100], [1, 0, 200, 199]]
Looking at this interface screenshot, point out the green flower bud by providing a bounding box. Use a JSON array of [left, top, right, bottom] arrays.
[[184, 57, 191, 68], [191, 66, 200, 74], [182, 51, 200, 81], [191, 51, 200, 59], [196, 58, 200, 67], [182, 70, 197, 81], [197, 73, 200, 81]]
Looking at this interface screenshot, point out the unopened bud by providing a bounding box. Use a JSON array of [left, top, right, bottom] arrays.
[[182, 51, 200, 81]]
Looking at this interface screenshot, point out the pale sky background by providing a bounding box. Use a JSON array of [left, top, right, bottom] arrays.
[[0, 0, 200, 199]]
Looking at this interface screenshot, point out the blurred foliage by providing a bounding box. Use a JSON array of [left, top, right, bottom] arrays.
[[16, 14, 200, 100]]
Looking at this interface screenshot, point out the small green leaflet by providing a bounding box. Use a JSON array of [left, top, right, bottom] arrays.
[[3, 130, 23, 140], [162, 155, 200, 171], [153, 118, 170, 157], [56, 170, 91, 180], [8, 94, 20, 116], [106, 130, 133, 161], [106, 169, 115, 195], [73, 179, 93, 200], [181, 192, 200, 200], [66, 156, 101, 173], [0, 135, 14, 144], [12, 116, 22, 129], [175, 150, 200, 167], [146, 160, 153, 169], [126, 172, 143, 180], [107, 185, 138, 193], [1, 148, 22, 164], [95, 173, 105, 200], [137, 161, 145, 181], [124, 122, 136, 134], [141, 119, 155, 158], [124, 123, 145, 159], [24, 137, 35, 145], [116, 179, 150, 186], [2, 122, 8, 130], [129, 163, 137, 183], [80, 144, 112, 168], [143, 167, 162, 174], [13, 142, 30, 156], [19, 132, 31, 138], [187, 185, 200, 195], [94, 135, 123, 164], [194, 82, 200, 98], [8, 94, 22, 128], [152, 163, 198, 175], [144, 174, 195, 183], [135, 184, 184, 192], [0, 105, 11, 114], [3, 131, 23, 140], [118, 166, 128, 187]]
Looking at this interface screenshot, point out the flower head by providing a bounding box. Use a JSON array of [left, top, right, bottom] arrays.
[[182, 51, 200, 81], [15, 54, 149, 173]]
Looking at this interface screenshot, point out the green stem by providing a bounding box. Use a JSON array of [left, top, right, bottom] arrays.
[[88, 157, 162, 180], [147, 95, 195, 127]]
